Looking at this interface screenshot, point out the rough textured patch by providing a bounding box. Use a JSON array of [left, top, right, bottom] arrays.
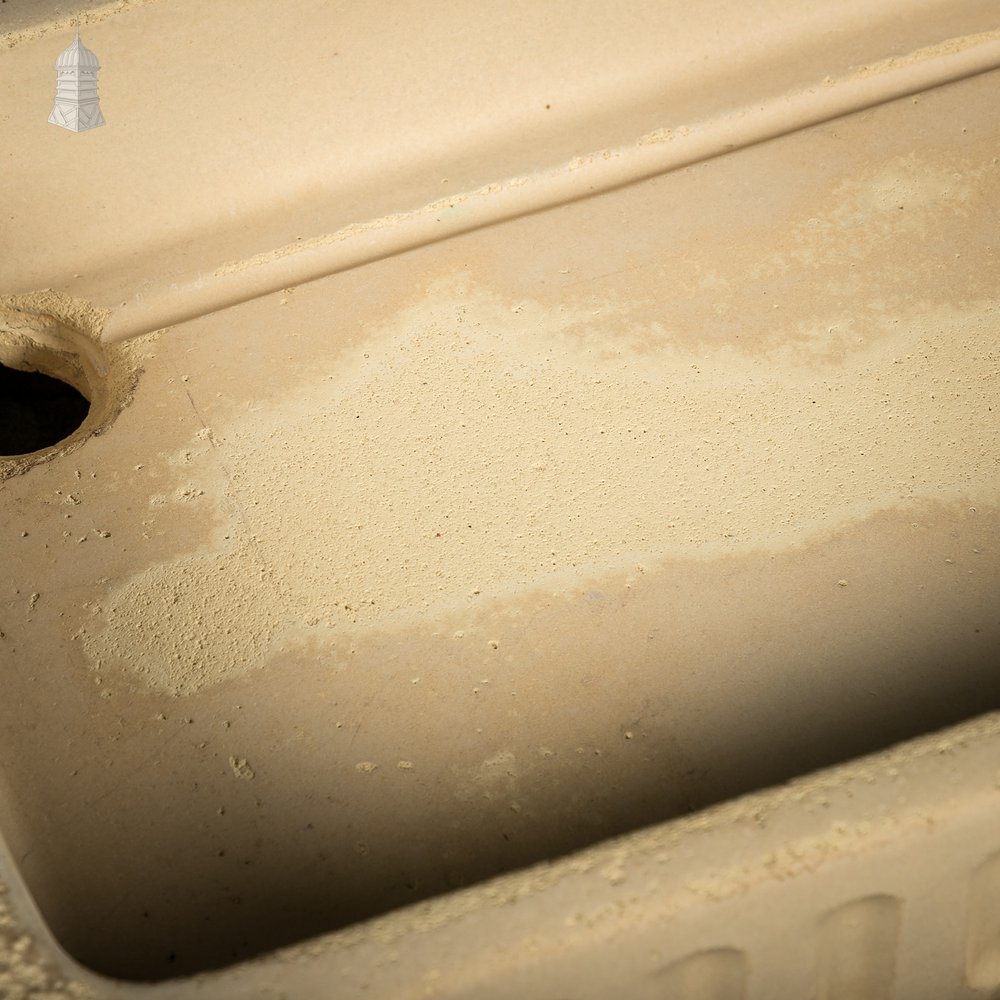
[[82, 280, 999, 694], [0, 881, 96, 1000]]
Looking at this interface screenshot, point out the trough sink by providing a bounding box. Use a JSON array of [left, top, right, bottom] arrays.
[[2, 1, 1000, 997]]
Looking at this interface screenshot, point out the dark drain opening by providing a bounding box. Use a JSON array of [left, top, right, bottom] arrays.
[[0, 361, 91, 455]]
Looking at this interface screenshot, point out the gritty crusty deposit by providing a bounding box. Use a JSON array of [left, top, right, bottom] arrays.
[[0, 0, 161, 49], [0, 880, 95, 1000], [81, 278, 999, 695]]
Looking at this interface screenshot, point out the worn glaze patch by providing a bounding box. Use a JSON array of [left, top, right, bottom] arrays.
[[79, 279, 999, 694]]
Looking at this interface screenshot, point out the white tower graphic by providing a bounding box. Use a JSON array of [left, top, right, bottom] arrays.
[[49, 31, 106, 132]]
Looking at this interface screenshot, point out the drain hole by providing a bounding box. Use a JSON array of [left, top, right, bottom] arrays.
[[0, 361, 91, 455]]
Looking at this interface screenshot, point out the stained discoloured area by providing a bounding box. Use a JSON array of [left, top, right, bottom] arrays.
[[78, 278, 998, 697]]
